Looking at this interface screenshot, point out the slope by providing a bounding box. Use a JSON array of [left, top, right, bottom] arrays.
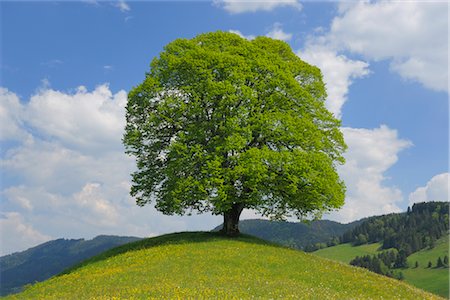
[[0, 235, 141, 296], [313, 242, 384, 263], [313, 235, 449, 298], [5, 232, 442, 299], [403, 235, 449, 297]]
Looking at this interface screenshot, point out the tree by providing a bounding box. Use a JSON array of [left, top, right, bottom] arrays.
[[123, 31, 347, 236], [444, 255, 449, 266], [437, 257, 444, 268], [428, 261, 432, 268], [415, 261, 419, 268]]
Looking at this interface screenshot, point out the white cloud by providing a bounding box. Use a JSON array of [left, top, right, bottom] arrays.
[[408, 173, 449, 206], [0, 88, 28, 141], [228, 30, 255, 40], [0, 86, 222, 255], [327, 125, 412, 223], [329, 1, 448, 92], [25, 84, 127, 153], [113, 0, 130, 12], [0, 212, 51, 256], [266, 23, 292, 41], [299, 44, 370, 119], [215, 0, 301, 14]]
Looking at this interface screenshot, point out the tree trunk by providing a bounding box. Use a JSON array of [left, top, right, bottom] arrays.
[[221, 203, 244, 236]]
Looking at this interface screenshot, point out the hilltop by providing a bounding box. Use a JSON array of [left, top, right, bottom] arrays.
[[5, 232, 442, 299], [2, 218, 361, 296], [212, 218, 363, 250]]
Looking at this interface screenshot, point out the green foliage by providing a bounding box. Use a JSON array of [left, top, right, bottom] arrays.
[[6, 233, 441, 299], [436, 257, 444, 268], [123, 31, 346, 222], [341, 202, 449, 255]]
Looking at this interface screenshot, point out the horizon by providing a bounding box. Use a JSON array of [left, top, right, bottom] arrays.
[[1, 1, 449, 256], [2, 201, 446, 257]]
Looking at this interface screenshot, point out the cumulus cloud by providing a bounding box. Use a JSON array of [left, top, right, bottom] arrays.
[[408, 173, 449, 206], [0, 88, 28, 141], [0, 85, 222, 255], [24, 84, 127, 154], [228, 30, 255, 40], [215, 0, 301, 14], [299, 44, 370, 119], [266, 23, 292, 41], [326, 125, 412, 223], [0, 212, 51, 256], [329, 1, 448, 92]]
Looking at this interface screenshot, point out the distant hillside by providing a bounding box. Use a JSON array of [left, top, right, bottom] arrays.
[[4, 232, 441, 299], [312, 202, 450, 298], [213, 218, 363, 250], [314, 235, 449, 298], [0, 235, 141, 296]]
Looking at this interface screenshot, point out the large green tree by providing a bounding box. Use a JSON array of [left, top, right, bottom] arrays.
[[124, 31, 346, 236]]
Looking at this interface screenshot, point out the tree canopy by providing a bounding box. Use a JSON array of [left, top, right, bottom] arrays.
[[123, 31, 346, 235]]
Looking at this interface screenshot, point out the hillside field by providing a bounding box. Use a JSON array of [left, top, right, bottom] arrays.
[[404, 235, 449, 297], [313, 236, 449, 298], [4, 232, 442, 299], [313, 242, 383, 263]]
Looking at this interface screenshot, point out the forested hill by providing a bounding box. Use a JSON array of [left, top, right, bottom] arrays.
[[0, 235, 141, 296], [341, 201, 449, 255], [213, 218, 363, 250]]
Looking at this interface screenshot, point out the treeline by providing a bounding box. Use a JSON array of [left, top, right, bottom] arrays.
[[350, 249, 405, 279], [342, 201, 449, 255], [319, 201, 450, 279]]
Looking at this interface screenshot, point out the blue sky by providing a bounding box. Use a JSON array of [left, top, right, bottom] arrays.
[[1, 0, 448, 255]]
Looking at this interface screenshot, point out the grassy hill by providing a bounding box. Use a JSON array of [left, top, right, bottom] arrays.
[[5, 232, 442, 299], [0, 235, 141, 296], [404, 235, 449, 297], [313, 236, 449, 298]]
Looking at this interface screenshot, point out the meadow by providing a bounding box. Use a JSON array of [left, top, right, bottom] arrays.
[[5, 232, 442, 299], [313, 235, 449, 298], [404, 235, 449, 297]]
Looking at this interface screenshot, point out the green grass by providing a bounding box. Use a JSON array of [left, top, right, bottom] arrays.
[[403, 235, 449, 298], [313, 242, 384, 263], [5, 232, 442, 299], [313, 236, 449, 299]]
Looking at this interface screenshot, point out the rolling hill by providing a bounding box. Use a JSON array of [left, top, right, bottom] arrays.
[[4, 232, 442, 299], [1, 218, 360, 297], [313, 235, 449, 298], [0, 235, 141, 296]]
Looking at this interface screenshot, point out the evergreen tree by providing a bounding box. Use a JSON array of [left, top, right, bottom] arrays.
[[415, 261, 419, 268], [444, 255, 449, 266], [437, 257, 444, 268], [428, 261, 432, 268]]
